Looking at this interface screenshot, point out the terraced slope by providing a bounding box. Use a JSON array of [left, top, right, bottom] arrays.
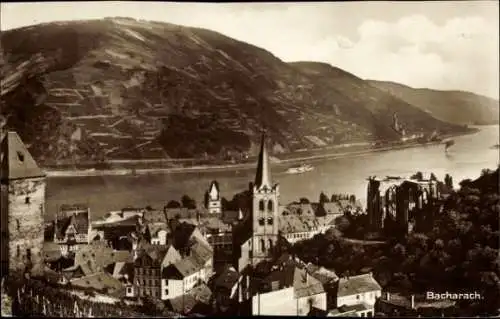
[[1, 18, 466, 166]]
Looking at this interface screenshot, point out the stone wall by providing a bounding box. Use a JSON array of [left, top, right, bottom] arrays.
[[3, 177, 45, 275]]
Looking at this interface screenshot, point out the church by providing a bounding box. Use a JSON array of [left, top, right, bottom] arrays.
[[231, 133, 281, 272]]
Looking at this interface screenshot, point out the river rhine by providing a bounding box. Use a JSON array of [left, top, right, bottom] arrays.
[[46, 125, 499, 220]]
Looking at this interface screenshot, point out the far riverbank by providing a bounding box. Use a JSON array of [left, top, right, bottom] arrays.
[[45, 134, 466, 178]]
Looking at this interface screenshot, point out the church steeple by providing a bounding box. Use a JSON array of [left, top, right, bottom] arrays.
[[254, 133, 272, 189]]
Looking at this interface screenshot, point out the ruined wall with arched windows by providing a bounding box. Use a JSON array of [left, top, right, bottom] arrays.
[[367, 177, 441, 234]]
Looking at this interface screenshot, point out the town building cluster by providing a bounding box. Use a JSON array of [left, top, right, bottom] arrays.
[[2, 131, 385, 316]]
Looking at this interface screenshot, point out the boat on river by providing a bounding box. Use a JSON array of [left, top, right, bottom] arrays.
[[286, 164, 314, 174]]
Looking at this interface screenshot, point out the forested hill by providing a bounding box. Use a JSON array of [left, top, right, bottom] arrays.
[[369, 80, 499, 126], [1, 18, 465, 165]]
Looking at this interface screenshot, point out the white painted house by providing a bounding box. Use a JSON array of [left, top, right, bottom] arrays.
[[252, 261, 327, 316], [161, 238, 213, 300], [334, 273, 382, 317]]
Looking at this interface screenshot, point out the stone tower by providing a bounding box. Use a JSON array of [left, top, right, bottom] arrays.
[[250, 134, 279, 265], [1, 131, 46, 277], [207, 181, 221, 214]]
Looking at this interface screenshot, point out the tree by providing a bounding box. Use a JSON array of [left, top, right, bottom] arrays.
[[444, 173, 453, 189], [181, 194, 196, 209], [203, 191, 210, 208], [411, 171, 424, 180], [319, 192, 329, 204], [299, 197, 310, 204], [349, 194, 356, 203], [334, 216, 350, 233], [165, 200, 181, 208], [430, 173, 438, 181]]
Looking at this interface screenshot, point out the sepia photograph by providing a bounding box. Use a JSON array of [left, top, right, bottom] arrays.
[[1, 1, 499, 317]]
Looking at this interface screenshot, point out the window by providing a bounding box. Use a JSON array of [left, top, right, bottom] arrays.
[[164, 289, 169, 296], [260, 239, 266, 252], [269, 239, 273, 251], [17, 151, 24, 162], [16, 219, 20, 231], [259, 200, 265, 212], [267, 200, 273, 211], [361, 313, 365, 317], [127, 287, 132, 293], [26, 249, 31, 262], [258, 218, 265, 226], [25, 197, 30, 204], [17, 245, 20, 257], [367, 311, 373, 317], [356, 294, 360, 300], [267, 217, 274, 225]]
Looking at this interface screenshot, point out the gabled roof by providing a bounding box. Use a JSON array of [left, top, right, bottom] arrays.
[[55, 211, 89, 239], [278, 214, 321, 234], [305, 264, 338, 284], [111, 261, 135, 281], [168, 284, 212, 314], [75, 243, 132, 272], [261, 257, 325, 298], [293, 266, 325, 298], [143, 208, 167, 224], [135, 244, 170, 265], [147, 222, 169, 237], [164, 239, 213, 279], [0, 131, 45, 180], [321, 202, 343, 215], [221, 210, 241, 224], [337, 273, 382, 297], [164, 208, 207, 220], [213, 266, 239, 290], [70, 272, 124, 293]]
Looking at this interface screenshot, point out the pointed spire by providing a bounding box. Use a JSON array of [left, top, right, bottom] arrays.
[[254, 133, 272, 189], [209, 180, 219, 200]]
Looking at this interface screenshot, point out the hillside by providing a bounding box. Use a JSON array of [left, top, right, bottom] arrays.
[[1, 18, 466, 166], [368, 80, 499, 126]]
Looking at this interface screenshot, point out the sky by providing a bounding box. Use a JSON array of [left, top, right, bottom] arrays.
[[1, 1, 499, 99]]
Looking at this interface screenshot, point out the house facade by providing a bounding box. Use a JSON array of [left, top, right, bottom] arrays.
[[334, 272, 382, 317], [161, 237, 213, 300], [252, 261, 327, 316], [54, 204, 91, 255]]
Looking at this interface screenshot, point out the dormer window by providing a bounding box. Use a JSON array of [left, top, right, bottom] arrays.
[[17, 151, 24, 162]]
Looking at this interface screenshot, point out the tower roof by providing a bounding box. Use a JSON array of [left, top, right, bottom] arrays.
[[0, 131, 45, 180], [209, 180, 219, 199], [254, 133, 272, 189]]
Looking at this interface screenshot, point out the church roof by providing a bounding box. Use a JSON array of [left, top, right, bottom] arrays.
[[0, 131, 45, 180], [254, 134, 272, 189]]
